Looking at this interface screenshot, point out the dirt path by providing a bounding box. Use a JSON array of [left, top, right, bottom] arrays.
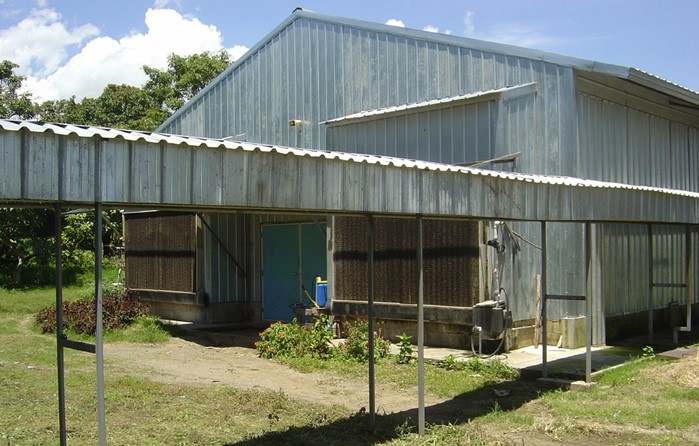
[[105, 336, 443, 414]]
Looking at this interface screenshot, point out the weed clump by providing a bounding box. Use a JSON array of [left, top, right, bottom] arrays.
[[35, 286, 148, 335], [256, 314, 335, 359], [255, 316, 391, 363], [335, 318, 391, 363]]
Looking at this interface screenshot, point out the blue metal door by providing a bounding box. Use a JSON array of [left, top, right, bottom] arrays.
[[301, 223, 327, 299], [262, 223, 327, 322]]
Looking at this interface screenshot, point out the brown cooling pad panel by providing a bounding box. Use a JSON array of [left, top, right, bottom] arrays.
[[124, 212, 196, 292], [333, 217, 479, 307]]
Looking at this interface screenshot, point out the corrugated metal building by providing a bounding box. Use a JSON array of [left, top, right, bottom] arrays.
[[126, 9, 699, 347]]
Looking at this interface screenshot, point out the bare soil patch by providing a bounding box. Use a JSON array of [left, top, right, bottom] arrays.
[[104, 336, 443, 414]]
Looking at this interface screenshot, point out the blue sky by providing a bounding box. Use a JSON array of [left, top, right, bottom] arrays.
[[1, 0, 697, 101]]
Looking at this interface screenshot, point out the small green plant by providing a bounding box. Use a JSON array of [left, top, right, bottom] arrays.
[[395, 333, 415, 364], [307, 313, 335, 359], [256, 319, 305, 359], [255, 314, 335, 359], [442, 354, 463, 371], [641, 345, 655, 359], [336, 318, 390, 363]]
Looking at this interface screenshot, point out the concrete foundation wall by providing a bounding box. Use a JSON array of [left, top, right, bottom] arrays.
[[142, 291, 247, 324]]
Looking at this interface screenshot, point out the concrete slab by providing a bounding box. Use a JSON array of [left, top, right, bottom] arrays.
[[657, 346, 698, 361]]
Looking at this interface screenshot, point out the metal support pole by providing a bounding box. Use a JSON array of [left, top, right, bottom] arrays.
[[585, 222, 592, 384], [647, 224, 654, 344], [686, 225, 692, 330], [541, 222, 548, 378], [95, 204, 106, 446], [416, 215, 425, 435], [675, 225, 693, 346], [366, 214, 375, 429], [55, 206, 67, 446]]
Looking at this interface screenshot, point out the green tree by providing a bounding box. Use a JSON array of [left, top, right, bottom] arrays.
[[0, 208, 54, 286], [35, 50, 230, 131], [0, 60, 36, 119], [144, 50, 231, 114], [0, 51, 231, 287]]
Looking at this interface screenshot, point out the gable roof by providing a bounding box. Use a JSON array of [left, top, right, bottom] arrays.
[[159, 8, 699, 132]]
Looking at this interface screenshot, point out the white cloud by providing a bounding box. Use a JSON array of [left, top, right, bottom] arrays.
[[423, 25, 438, 33], [0, 8, 99, 77], [461, 10, 559, 49], [483, 23, 557, 48], [17, 8, 239, 102], [228, 44, 249, 61], [463, 11, 475, 37], [385, 19, 405, 28], [153, 0, 181, 9]]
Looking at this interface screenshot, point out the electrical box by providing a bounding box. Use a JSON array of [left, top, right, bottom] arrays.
[[473, 300, 508, 339]]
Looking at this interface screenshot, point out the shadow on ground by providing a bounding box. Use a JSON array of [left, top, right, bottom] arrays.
[[224, 376, 561, 446], [161, 323, 261, 348]]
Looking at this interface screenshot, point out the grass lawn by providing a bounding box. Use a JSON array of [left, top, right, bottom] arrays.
[[1, 285, 698, 445]]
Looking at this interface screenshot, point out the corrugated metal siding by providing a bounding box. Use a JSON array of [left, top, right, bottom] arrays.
[[201, 212, 247, 303], [162, 18, 578, 172], [602, 224, 697, 317], [326, 101, 495, 164], [578, 91, 699, 321], [577, 93, 698, 192], [496, 221, 541, 321]]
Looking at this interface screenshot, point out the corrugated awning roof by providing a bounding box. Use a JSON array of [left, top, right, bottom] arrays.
[[2, 119, 698, 199], [1, 119, 697, 223], [321, 83, 538, 126]]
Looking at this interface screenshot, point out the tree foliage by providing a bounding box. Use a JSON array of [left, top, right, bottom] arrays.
[[0, 60, 35, 119], [144, 50, 231, 115], [2, 49, 231, 131], [0, 51, 231, 287]]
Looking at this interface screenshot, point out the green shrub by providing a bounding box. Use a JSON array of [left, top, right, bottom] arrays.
[[336, 318, 390, 363], [35, 286, 148, 335], [395, 333, 415, 364], [255, 314, 335, 359]]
